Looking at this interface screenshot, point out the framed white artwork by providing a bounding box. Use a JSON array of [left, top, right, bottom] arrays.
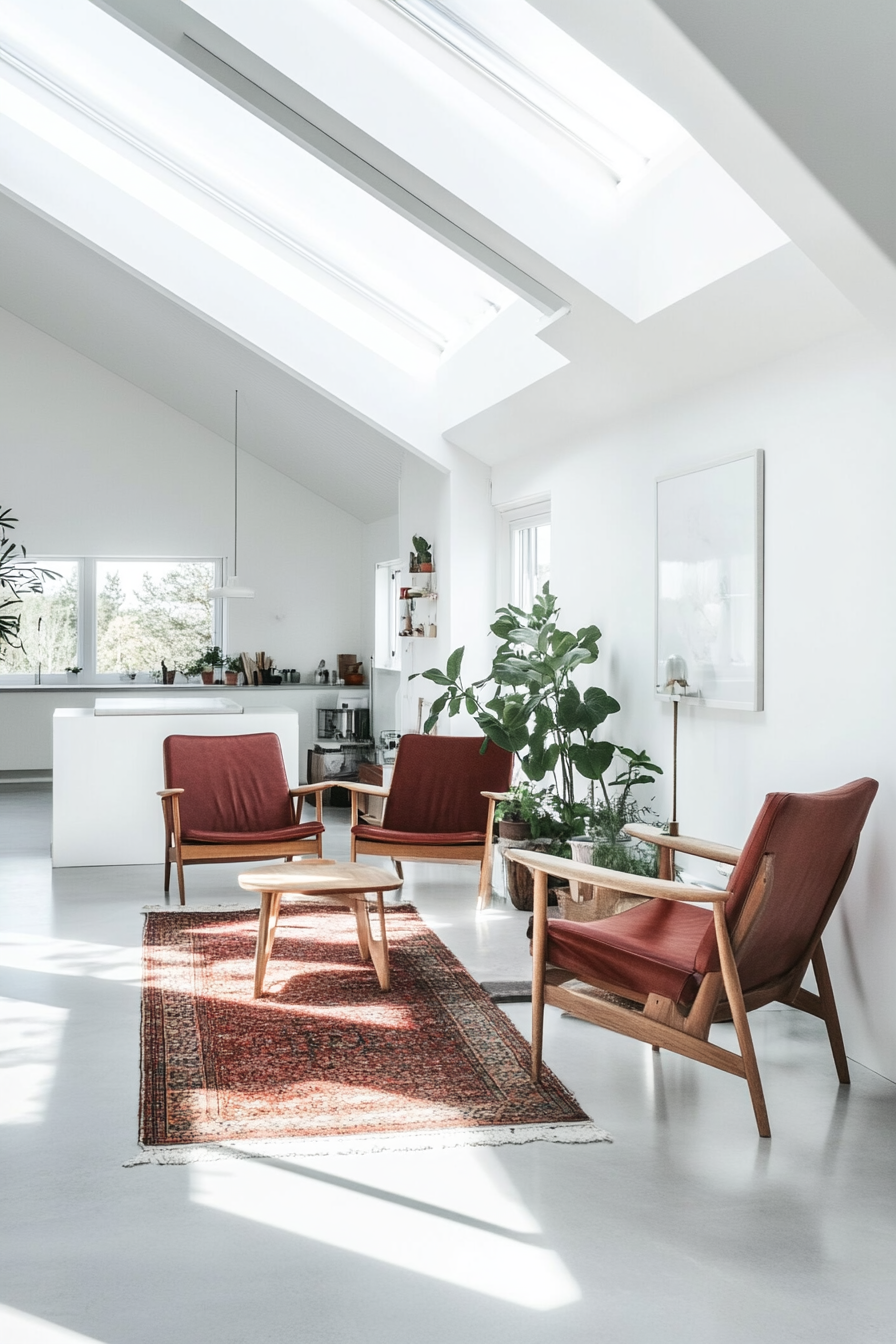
[[656, 450, 764, 711]]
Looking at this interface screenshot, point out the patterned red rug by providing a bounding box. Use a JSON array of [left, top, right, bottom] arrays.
[[137, 903, 605, 1161]]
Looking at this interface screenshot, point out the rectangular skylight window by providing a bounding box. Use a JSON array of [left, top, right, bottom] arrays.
[[380, 0, 673, 181], [0, 0, 520, 375]]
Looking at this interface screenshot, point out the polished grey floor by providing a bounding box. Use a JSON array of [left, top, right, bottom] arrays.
[[1, 784, 895, 1344]]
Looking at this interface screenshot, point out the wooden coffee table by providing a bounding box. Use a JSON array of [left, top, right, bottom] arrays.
[[238, 861, 403, 997]]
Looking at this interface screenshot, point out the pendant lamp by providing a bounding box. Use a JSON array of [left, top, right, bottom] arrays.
[[208, 390, 254, 600]]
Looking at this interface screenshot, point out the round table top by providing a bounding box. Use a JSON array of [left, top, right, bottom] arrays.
[[238, 861, 402, 894]]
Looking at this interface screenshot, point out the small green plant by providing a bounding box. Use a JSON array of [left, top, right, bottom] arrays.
[[226, 654, 243, 673], [182, 657, 208, 678], [202, 645, 224, 670], [65, 666, 83, 675], [412, 535, 432, 567]]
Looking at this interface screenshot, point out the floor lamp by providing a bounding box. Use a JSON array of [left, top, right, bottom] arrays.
[[662, 655, 689, 837]]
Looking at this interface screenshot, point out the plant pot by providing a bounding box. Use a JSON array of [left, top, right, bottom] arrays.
[[504, 841, 559, 911], [560, 838, 652, 922], [66, 673, 80, 684], [497, 819, 531, 842], [224, 671, 238, 685], [419, 562, 434, 572], [163, 670, 175, 685], [200, 670, 214, 685]]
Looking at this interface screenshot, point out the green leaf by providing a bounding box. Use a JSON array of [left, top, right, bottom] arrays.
[[569, 739, 616, 780], [446, 646, 465, 683]]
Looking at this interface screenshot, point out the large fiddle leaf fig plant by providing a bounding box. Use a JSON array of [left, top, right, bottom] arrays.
[[415, 586, 662, 839]]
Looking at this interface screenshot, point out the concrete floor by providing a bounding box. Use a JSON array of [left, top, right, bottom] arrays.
[[1, 782, 895, 1344]]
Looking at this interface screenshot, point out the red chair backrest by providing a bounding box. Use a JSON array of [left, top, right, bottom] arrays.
[[163, 733, 293, 835], [697, 778, 878, 991], [383, 735, 513, 835]]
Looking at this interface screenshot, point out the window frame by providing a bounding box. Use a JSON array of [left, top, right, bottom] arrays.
[[496, 496, 551, 611], [0, 556, 223, 685]]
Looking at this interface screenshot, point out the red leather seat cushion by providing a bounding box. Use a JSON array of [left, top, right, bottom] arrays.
[[353, 825, 484, 847], [183, 821, 324, 845], [546, 899, 716, 1005]]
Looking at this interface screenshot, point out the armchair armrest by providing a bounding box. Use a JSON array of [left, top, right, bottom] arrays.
[[481, 790, 512, 802], [337, 780, 392, 798], [505, 849, 731, 904], [624, 824, 741, 867], [157, 788, 184, 797], [289, 782, 341, 795]]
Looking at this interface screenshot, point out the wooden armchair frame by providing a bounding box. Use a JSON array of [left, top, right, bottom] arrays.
[[340, 783, 508, 909], [159, 781, 331, 905], [511, 824, 860, 1138]]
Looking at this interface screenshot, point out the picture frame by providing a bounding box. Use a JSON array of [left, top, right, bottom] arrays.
[[655, 449, 764, 711]]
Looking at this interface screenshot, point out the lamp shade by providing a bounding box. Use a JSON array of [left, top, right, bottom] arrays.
[[207, 575, 254, 600]]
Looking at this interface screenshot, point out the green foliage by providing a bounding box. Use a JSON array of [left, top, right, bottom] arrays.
[[0, 507, 62, 662], [226, 654, 244, 673], [412, 535, 432, 564], [96, 563, 214, 673], [414, 584, 662, 842]]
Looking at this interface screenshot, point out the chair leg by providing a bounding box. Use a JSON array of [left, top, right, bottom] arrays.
[[394, 860, 404, 881], [176, 857, 186, 906], [530, 871, 548, 1082], [477, 842, 494, 911], [713, 905, 770, 1137], [164, 855, 171, 892], [813, 940, 850, 1084]]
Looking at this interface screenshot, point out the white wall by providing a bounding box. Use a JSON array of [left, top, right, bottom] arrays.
[[493, 323, 896, 1081], [0, 307, 374, 767], [361, 513, 400, 738]]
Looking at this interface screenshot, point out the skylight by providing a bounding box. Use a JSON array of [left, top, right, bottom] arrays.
[[0, 0, 520, 375], [378, 0, 686, 182]]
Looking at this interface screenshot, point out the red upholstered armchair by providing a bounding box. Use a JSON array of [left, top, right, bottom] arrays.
[[510, 778, 878, 1137], [343, 734, 513, 908], [158, 733, 331, 904]]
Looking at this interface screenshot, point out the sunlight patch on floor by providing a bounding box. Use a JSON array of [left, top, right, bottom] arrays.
[[191, 1148, 580, 1309], [0, 1304, 106, 1342], [0, 933, 142, 984], [0, 998, 68, 1124]]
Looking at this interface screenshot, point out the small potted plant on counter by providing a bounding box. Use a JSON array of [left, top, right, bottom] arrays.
[[224, 654, 243, 686], [65, 665, 83, 684], [198, 645, 225, 684]]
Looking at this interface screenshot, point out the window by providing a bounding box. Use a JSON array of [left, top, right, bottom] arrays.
[[0, 559, 221, 684], [0, 560, 79, 676], [374, 560, 402, 671], [498, 498, 551, 611]]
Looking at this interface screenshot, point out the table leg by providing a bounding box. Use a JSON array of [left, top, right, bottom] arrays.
[[253, 891, 282, 998], [366, 892, 391, 992], [352, 896, 371, 961]]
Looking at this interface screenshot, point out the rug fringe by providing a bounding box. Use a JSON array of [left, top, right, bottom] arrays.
[[125, 1121, 610, 1165]]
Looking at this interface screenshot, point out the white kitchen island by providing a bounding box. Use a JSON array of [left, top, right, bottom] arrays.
[[52, 700, 299, 867]]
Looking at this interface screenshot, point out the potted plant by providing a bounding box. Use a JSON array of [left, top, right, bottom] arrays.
[[65, 665, 83, 684], [411, 535, 433, 573], [494, 781, 542, 841], [181, 657, 207, 684], [414, 585, 663, 909], [224, 654, 243, 686], [199, 645, 225, 684]]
